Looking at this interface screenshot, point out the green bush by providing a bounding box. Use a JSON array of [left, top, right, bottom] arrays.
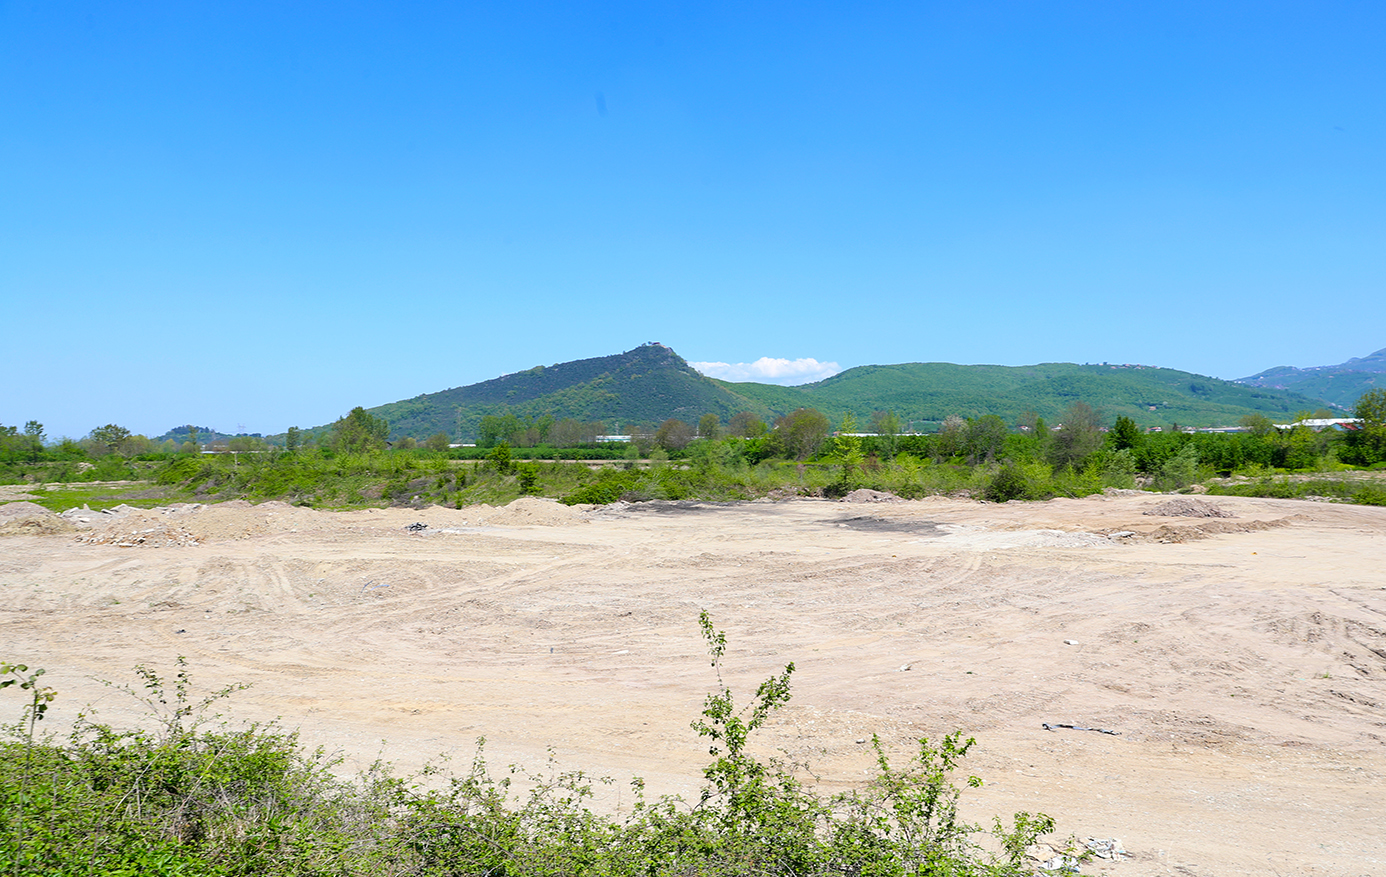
[[3, 624, 1063, 877], [983, 463, 1030, 503]]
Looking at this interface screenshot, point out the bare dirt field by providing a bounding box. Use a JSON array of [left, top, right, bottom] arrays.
[[2, 490, 1384, 876]]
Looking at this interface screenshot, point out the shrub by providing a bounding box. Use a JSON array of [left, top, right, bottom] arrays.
[[516, 463, 540, 494], [983, 463, 1030, 502], [2, 622, 1063, 877]]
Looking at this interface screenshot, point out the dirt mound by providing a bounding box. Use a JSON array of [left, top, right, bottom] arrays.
[[72, 501, 324, 547], [177, 503, 319, 541], [1143, 497, 1236, 518], [839, 488, 903, 503], [0, 501, 53, 519], [0, 502, 75, 536], [476, 497, 587, 527], [1148, 514, 1308, 543]]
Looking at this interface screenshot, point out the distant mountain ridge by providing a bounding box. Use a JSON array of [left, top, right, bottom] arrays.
[[716, 360, 1330, 432], [335, 344, 1336, 441], [1236, 346, 1386, 408], [367, 343, 772, 440]]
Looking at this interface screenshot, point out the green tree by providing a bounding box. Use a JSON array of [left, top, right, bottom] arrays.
[[728, 411, 767, 438], [1110, 415, 1143, 451], [870, 410, 901, 459], [1155, 443, 1201, 490], [284, 426, 301, 452], [936, 415, 966, 460], [548, 418, 583, 446], [424, 432, 452, 452], [1356, 388, 1386, 428], [776, 408, 830, 460], [226, 436, 266, 452], [964, 415, 1007, 464], [1238, 414, 1275, 437], [479, 413, 524, 448], [89, 424, 132, 455], [1049, 402, 1103, 470], [1, 421, 46, 461], [1282, 426, 1323, 470], [487, 441, 514, 474], [331, 407, 389, 454], [698, 413, 721, 440], [656, 418, 695, 451], [515, 463, 540, 494], [1343, 389, 1386, 465], [832, 414, 865, 487]]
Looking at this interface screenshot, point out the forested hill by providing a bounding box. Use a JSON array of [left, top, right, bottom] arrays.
[[717, 362, 1334, 432], [366, 343, 773, 440], [1237, 346, 1386, 408], [348, 345, 1335, 442]]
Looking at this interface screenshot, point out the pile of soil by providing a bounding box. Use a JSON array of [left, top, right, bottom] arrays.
[[0, 501, 75, 536], [0, 500, 55, 519], [1143, 497, 1236, 518], [69, 500, 324, 547], [1148, 514, 1309, 543], [175, 501, 321, 541], [475, 497, 588, 527]]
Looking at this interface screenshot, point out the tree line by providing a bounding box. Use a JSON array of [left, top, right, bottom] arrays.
[[6, 390, 1385, 484]]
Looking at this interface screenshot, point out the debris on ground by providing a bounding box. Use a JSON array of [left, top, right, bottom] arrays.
[[1083, 837, 1129, 861], [77, 525, 202, 548], [1037, 853, 1081, 873], [1043, 722, 1120, 735]]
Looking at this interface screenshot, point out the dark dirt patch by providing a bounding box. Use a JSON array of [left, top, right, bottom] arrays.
[[832, 515, 944, 536]]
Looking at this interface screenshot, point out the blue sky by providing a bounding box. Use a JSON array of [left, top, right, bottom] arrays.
[[3, 1, 1383, 439]]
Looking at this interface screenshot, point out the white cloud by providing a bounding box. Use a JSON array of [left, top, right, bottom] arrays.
[[690, 357, 842, 385]]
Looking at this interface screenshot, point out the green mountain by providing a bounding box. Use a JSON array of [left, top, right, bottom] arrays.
[[716, 361, 1332, 431], [1236, 347, 1386, 409], [341, 345, 1336, 441], [366, 343, 773, 440]]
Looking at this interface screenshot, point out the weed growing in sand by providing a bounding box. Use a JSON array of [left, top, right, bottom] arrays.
[[3, 627, 1058, 875], [1, 662, 57, 876]]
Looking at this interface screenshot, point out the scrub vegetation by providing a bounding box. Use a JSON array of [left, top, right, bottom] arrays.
[[2, 619, 1063, 876], [5, 389, 1386, 511]]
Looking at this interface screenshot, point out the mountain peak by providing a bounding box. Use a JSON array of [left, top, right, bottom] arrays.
[[1235, 345, 1385, 407], [364, 344, 762, 439]]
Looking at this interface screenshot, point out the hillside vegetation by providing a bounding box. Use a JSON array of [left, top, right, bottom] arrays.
[[718, 361, 1330, 431], [1237, 346, 1386, 408], [367, 344, 773, 441], [325, 346, 1334, 443]]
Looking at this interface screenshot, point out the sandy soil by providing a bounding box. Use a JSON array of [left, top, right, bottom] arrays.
[[2, 492, 1384, 876]]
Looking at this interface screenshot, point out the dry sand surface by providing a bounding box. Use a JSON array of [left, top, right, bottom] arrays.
[[2, 491, 1385, 875]]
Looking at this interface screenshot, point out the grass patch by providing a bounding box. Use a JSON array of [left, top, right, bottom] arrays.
[[1206, 475, 1386, 506], [21, 482, 180, 513]]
